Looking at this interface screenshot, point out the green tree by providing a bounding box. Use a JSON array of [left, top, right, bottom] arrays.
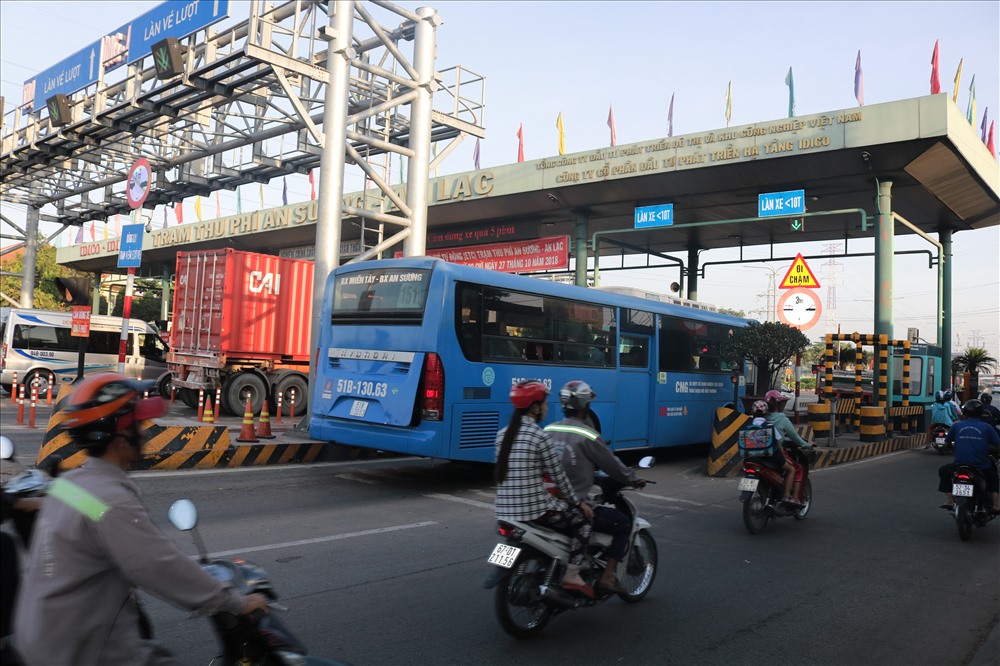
[[0, 241, 91, 310], [110, 278, 165, 321], [723, 321, 811, 396], [951, 347, 997, 396], [718, 307, 747, 318]]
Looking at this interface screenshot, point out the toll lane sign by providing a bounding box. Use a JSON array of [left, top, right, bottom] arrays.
[[758, 189, 805, 218], [779, 253, 820, 289], [634, 203, 674, 229]]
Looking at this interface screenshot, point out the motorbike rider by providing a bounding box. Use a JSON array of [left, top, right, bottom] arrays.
[[764, 390, 814, 504], [937, 398, 1000, 514], [746, 400, 799, 505], [14, 373, 269, 666], [928, 390, 958, 433], [494, 379, 595, 598], [978, 392, 1000, 430], [544, 380, 644, 596], [1, 436, 43, 664]]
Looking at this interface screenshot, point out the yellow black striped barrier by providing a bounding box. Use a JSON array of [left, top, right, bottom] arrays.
[[889, 405, 924, 434], [709, 407, 924, 477], [36, 384, 384, 471], [807, 403, 831, 436], [859, 406, 886, 442]]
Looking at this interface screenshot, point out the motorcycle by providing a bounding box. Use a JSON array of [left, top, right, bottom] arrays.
[[948, 459, 999, 541], [167, 499, 347, 666], [738, 444, 815, 534], [483, 457, 658, 638], [930, 423, 952, 455]]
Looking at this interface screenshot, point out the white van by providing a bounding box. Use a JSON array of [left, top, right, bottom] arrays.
[[0, 308, 170, 397]]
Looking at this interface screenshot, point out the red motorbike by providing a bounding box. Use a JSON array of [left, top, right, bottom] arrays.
[[738, 445, 814, 534]]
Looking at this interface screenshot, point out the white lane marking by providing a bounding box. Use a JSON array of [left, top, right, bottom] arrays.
[[635, 491, 702, 506], [207, 521, 439, 558], [424, 492, 495, 510], [336, 473, 379, 484], [134, 457, 407, 479]]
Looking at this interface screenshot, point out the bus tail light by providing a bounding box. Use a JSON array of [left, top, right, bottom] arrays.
[[421, 353, 444, 421]]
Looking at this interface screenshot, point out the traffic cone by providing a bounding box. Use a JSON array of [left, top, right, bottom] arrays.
[[236, 397, 258, 442], [256, 401, 275, 439], [202, 395, 215, 423]]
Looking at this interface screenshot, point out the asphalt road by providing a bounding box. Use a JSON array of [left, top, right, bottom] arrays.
[[3, 402, 998, 665]]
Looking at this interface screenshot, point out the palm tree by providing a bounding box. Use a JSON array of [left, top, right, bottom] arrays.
[[951, 347, 998, 397]]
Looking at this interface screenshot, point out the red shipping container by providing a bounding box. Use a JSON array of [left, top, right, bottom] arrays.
[[171, 249, 314, 364]]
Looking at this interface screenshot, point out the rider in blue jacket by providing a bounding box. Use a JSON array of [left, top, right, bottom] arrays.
[[937, 399, 1000, 514]]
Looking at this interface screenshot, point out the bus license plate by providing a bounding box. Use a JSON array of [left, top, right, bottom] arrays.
[[349, 400, 369, 417], [738, 477, 759, 492], [953, 483, 974, 497], [487, 543, 521, 568]]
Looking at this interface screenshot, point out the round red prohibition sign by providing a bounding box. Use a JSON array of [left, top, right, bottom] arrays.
[[126, 158, 152, 209], [777, 287, 822, 330]]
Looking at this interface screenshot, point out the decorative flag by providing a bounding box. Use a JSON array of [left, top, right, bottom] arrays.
[[259, 183, 264, 208], [308, 170, 316, 200], [75, 225, 84, 244], [102, 221, 107, 240], [114, 214, 121, 237], [725, 81, 732, 126], [953, 58, 963, 103], [785, 67, 795, 117], [162, 207, 168, 229], [174, 201, 183, 225], [282, 177, 288, 206], [556, 113, 566, 155], [516, 123, 524, 163], [473, 138, 481, 170], [215, 191, 221, 218], [89, 222, 95, 241], [855, 50, 864, 106], [667, 93, 674, 137], [194, 196, 202, 221], [982, 108, 990, 143], [236, 186, 242, 214], [607, 104, 617, 147], [987, 121, 996, 159], [930, 39, 941, 94], [966, 75, 976, 125]]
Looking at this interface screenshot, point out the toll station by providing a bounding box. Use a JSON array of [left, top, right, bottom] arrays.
[[2, 2, 998, 389]]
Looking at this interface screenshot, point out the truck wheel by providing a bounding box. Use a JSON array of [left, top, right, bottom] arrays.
[[274, 374, 309, 417], [180, 389, 200, 410], [223, 373, 267, 416]]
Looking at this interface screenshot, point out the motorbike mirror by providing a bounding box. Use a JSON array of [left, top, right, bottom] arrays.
[[638, 455, 655, 469], [168, 499, 198, 531], [0, 436, 13, 460]]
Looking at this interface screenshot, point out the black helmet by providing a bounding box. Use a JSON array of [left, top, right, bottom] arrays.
[[559, 380, 596, 411], [979, 392, 993, 405], [961, 399, 984, 419]]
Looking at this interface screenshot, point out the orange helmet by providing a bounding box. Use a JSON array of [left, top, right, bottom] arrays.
[[60, 373, 166, 447]]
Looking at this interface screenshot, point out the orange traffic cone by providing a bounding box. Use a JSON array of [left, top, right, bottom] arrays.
[[256, 401, 275, 439], [201, 395, 216, 423], [236, 397, 258, 442]]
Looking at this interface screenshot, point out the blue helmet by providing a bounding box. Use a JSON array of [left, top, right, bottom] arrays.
[[935, 390, 947, 403]]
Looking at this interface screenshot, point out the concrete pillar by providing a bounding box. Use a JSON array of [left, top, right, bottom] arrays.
[[19, 205, 39, 307], [574, 210, 588, 287], [874, 180, 893, 341], [161, 267, 172, 321]]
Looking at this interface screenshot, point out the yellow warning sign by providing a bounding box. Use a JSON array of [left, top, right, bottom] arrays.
[[779, 253, 821, 289]]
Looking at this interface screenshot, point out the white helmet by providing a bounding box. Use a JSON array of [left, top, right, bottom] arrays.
[[559, 380, 596, 411]]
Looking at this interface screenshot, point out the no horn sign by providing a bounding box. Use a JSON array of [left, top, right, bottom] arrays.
[[779, 253, 820, 289]]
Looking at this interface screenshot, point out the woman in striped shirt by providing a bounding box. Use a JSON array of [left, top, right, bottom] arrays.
[[494, 380, 595, 598]]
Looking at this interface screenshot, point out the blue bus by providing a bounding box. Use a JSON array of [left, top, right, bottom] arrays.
[[309, 257, 751, 462]]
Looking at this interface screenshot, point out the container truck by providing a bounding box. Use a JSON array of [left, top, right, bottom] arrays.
[[167, 249, 314, 416]]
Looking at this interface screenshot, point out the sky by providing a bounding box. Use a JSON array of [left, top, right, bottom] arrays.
[[1, 0, 998, 365]]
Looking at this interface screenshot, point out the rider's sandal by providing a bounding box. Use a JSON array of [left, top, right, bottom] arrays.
[[562, 582, 595, 599]]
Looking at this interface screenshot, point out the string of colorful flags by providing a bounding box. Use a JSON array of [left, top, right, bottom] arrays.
[[505, 40, 994, 166]]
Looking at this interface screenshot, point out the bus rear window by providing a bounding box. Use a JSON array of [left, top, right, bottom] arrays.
[[332, 268, 430, 321]]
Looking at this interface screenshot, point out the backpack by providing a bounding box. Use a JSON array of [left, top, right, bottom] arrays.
[[738, 421, 778, 458]]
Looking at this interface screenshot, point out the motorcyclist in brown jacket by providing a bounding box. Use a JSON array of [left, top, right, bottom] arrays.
[[14, 373, 268, 666]]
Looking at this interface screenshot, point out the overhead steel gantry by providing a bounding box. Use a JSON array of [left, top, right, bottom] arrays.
[[1, 0, 485, 306]]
